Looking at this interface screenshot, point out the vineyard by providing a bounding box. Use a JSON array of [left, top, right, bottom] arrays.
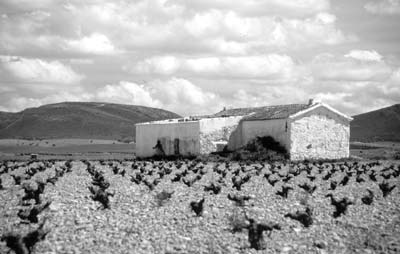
[[0, 158, 399, 254]]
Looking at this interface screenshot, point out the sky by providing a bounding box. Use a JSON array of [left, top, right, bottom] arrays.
[[0, 0, 399, 116]]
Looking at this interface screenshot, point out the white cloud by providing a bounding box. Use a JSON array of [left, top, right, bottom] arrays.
[[0, 0, 398, 117], [182, 10, 352, 52], [148, 78, 221, 114], [3, 97, 43, 112], [0, 89, 93, 112], [384, 67, 400, 96], [310, 53, 392, 81], [69, 58, 94, 65], [170, 0, 330, 17], [0, 0, 53, 12], [64, 33, 117, 55], [131, 54, 296, 80], [95, 81, 161, 108], [0, 55, 84, 83], [133, 56, 181, 75], [0, 78, 221, 115], [278, 13, 353, 47], [0, 0, 351, 57], [96, 78, 221, 115], [365, 0, 400, 15], [301, 51, 400, 115], [344, 50, 383, 62]]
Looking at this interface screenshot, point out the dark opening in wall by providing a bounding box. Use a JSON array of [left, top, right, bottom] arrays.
[[153, 140, 165, 156], [174, 138, 180, 155]]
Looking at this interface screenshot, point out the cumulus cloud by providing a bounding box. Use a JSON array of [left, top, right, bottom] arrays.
[[0, 0, 352, 56], [182, 10, 352, 52], [310, 52, 392, 82], [0, 9, 61, 54], [365, 0, 400, 15], [0, 0, 398, 117], [302, 50, 400, 114], [230, 86, 308, 109], [0, 78, 221, 115], [0, 56, 84, 83], [148, 78, 221, 114], [64, 33, 117, 55], [132, 56, 181, 75], [170, 0, 331, 17], [344, 50, 383, 62], [274, 12, 354, 47], [130, 54, 296, 80], [94, 78, 221, 115], [95, 81, 161, 108]]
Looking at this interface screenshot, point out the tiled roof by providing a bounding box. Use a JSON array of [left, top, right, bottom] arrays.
[[213, 104, 311, 120]]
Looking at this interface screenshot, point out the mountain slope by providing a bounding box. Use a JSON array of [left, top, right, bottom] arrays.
[[351, 104, 400, 142], [0, 102, 181, 140]]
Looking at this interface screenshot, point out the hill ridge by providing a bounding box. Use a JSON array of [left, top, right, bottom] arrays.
[[0, 102, 181, 140], [350, 104, 400, 142]]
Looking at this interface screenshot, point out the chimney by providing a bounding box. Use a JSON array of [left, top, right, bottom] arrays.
[[308, 98, 321, 105]]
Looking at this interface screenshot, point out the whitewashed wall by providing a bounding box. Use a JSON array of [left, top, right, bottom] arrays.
[[199, 116, 243, 154], [289, 107, 350, 160], [135, 121, 200, 157]]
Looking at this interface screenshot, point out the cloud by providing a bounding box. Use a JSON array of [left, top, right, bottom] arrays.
[[310, 52, 392, 82], [132, 56, 181, 75], [94, 81, 161, 108], [148, 78, 221, 114], [230, 86, 308, 109], [130, 54, 296, 80], [182, 10, 352, 53], [0, 1, 351, 57], [0, 55, 84, 83], [64, 33, 117, 55], [0, 78, 221, 115], [0, 0, 398, 118], [365, 0, 400, 15], [274, 12, 354, 47], [69, 58, 94, 65], [0, 0, 53, 11], [0, 9, 62, 54], [344, 50, 383, 62], [302, 50, 399, 114], [170, 0, 331, 17], [95, 78, 221, 115]]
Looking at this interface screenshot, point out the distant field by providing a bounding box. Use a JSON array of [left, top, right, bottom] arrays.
[[350, 141, 400, 160], [1, 139, 399, 161], [0, 139, 135, 160], [0, 138, 132, 147]]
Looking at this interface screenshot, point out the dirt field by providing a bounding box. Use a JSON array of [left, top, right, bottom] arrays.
[[1, 139, 400, 162], [350, 142, 400, 160], [1, 159, 399, 254], [0, 139, 135, 161]]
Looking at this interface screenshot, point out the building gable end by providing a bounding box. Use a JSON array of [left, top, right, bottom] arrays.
[[288, 103, 353, 122]]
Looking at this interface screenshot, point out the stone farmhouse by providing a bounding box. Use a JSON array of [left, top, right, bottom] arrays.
[[135, 100, 353, 160]]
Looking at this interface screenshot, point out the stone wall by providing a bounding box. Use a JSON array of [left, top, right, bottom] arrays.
[[199, 116, 243, 154], [241, 119, 289, 150], [289, 107, 350, 160]]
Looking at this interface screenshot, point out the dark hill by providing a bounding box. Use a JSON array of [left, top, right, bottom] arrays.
[[351, 104, 400, 142], [0, 102, 181, 141]]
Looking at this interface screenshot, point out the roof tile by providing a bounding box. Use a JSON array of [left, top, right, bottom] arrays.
[[213, 104, 311, 120]]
